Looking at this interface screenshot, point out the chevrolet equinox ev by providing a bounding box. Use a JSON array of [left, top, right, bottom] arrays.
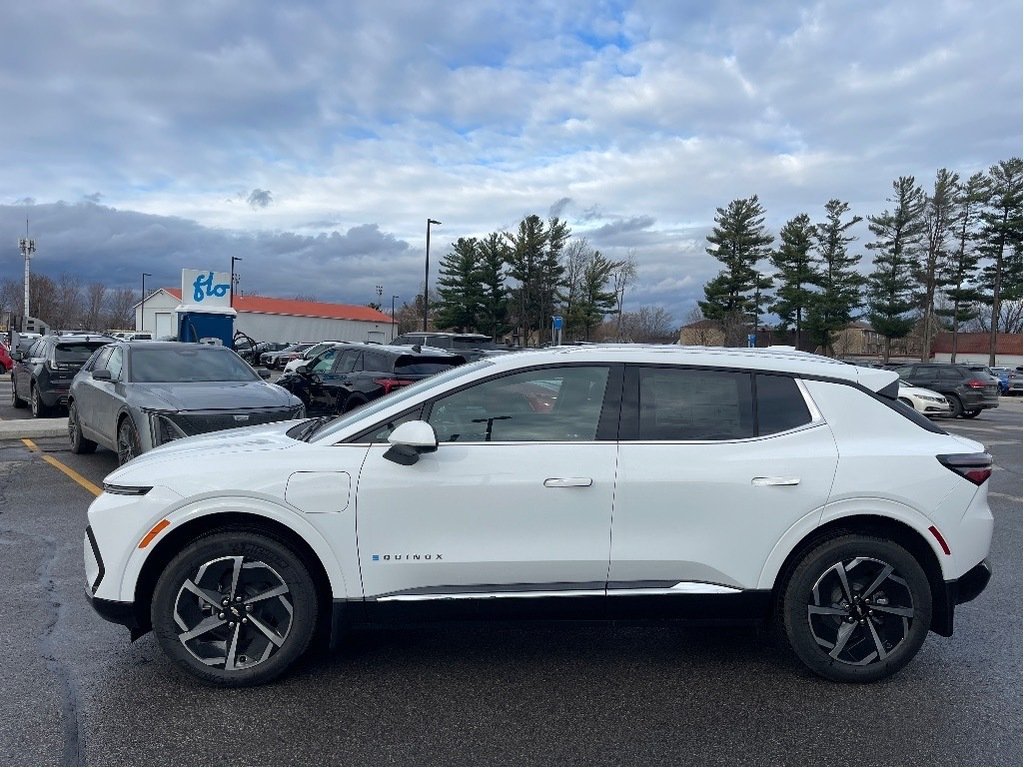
[[84, 346, 993, 686]]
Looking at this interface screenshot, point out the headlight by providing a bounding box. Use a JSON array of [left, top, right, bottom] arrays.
[[144, 410, 189, 446], [102, 483, 152, 496]]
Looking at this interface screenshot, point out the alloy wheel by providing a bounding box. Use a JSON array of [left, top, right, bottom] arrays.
[[807, 557, 914, 666], [173, 555, 294, 671]]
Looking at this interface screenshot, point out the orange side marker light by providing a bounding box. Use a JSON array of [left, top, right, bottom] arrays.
[[139, 519, 171, 549]]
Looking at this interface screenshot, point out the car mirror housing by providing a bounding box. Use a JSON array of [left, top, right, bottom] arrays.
[[12, 350, 24, 361], [256, 367, 271, 379], [92, 369, 113, 381], [296, 364, 310, 374], [384, 420, 438, 466]]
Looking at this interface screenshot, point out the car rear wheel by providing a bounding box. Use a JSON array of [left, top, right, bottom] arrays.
[[780, 534, 931, 683], [116, 417, 142, 465], [11, 379, 26, 408], [30, 386, 49, 418], [151, 530, 318, 687], [946, 394, 964, 418], [68, 402, 97, 454]]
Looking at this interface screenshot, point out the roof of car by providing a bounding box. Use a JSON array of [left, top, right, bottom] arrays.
[[479, 344, 896, 390]]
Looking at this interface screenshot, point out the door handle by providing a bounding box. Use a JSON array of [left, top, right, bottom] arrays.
[[751, 476, 800, 487], [543, 477, 593, 488]]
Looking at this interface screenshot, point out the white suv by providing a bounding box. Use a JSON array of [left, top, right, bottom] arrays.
[[84, 346, 993, 686]]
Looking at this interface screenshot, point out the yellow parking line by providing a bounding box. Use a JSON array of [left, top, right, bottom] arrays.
[[22, 438, 102, 497]]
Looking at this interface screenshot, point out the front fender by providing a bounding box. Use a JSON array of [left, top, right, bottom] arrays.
[[118, 493, 352, 603]]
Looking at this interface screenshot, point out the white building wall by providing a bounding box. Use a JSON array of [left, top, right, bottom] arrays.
[[135, 291, 396, 343], [931, 352, 1023, 367], [234, 312, 395, 344]]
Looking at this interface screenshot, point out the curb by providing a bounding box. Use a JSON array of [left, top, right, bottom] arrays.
[[0, 418, 69, 441]]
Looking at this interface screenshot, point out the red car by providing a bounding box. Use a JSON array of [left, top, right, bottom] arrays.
[[0, 341, 13, 375]]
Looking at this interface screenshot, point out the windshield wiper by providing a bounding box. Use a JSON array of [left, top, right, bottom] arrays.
[[297, 415, 333, 442]]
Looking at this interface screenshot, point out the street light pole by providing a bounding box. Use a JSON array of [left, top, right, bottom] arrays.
[[391, 294, 399, 340], [230, 256, 243, 307], [424, 218, 441, 331], [140, 272, 152, 332], [18, 221, 35, 332]]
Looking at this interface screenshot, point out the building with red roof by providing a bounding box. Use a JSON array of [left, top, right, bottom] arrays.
[[136, 288, 396, 344]]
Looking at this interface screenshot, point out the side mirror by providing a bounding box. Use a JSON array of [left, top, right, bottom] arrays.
[[256, 367, 271, 379], [296, 364, 310, 374], [12, 350, 24, 361], [384, 420, 438, 466], [92, 369, 112, 381]]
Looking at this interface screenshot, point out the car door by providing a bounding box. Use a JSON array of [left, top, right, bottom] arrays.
[[302, 347, 343, 414], [310, 348, 358, 413], [73, 346, 113, 441], [354, 364, 621, 612], [608, 366, 838, 606]]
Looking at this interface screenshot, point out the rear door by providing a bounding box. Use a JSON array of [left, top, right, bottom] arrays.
[[609, 366, 838, 602]]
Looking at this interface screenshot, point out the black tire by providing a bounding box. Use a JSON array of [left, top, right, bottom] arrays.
[[946, 395, 964, 418], [151, 530, 318, 687], [30, 385, 49, 418], [779, 534, 932, 683], [962, 409, 981, 419], [116, 417, 142, 465], [11, 378, 26, 408], [68, 401, 97, 454]]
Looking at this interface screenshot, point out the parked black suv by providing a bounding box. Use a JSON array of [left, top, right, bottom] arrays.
[[894, 362, 1000, 418], [277, 343, 465, 415], [392, 332, 515, 362], [12, 333, 113, 417]]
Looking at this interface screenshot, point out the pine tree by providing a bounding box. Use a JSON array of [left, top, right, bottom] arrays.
[[805, 200, 863, 355], [919, 168, 960, 361], [698, 195, 774, 345], [938, 173, 987, 361], [506, 215, 568, 345], [575, 251, 620, 341], [434, 237, 483, 331], [978, 157, 1023, 363], [866, 177, 927, 362], [476, 233, 511, 341], [769, 213, 819, 350]]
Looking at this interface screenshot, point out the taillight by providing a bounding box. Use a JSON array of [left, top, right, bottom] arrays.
[[937, 452, 992, 486], [966, 379, 987, 389], [374, 378, 414, 395]]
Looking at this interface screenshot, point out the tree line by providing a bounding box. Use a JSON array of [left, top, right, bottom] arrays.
[[698, 157, 1022, 363], [0, 274, 136, 331], [425, 214, 657, 343]]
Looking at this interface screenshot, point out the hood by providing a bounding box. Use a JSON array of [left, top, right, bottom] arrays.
[[106, 419, 304, 484], [128, 380, 300, 411]]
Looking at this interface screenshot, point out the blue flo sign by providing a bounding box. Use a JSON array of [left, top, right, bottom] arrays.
[[181, 269, 231, 307]]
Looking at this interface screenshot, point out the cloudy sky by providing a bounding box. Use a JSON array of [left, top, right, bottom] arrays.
[[0, 0, 1020, 325]]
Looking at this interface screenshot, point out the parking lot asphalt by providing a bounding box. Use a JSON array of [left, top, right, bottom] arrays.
[[0, 376, 1021, 766]]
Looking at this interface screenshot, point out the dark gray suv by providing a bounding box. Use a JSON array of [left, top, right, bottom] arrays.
[[894, 363, 1000, 418]]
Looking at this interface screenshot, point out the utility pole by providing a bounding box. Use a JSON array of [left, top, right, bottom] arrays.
[[230, 256, 243, 307], [391, 295, 399, 340], [424, 219, 441, 331], [18, 220, 35, 332], [141, 272, 152, 331]]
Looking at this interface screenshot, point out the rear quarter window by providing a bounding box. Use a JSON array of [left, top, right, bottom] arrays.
[[395, 357, 457, 375], [756, 375, 812, 435]]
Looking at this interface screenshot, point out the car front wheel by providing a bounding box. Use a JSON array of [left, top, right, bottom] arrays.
[[780, 534, 932, 683], [116, 417, 142, 465], [151, 530, 318, 686], [946, 395, 964, 418]]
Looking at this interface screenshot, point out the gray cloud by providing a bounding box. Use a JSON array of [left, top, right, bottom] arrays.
[[247, 189, 273, 209], [549, 197, 573, 218]]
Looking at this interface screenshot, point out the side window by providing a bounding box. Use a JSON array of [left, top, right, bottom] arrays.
[[362, 352, 388, 372], [106, 347, 124, 381], [310, 348, 338, 374], [336, 350, 359, 374], [914, 367, 937, 382], [92, 347, 114, 373], [428, 366, 610, 443], [756, 374, 812, 435], [637, 367, 753, 441]]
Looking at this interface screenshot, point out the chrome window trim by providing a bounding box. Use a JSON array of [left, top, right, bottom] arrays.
[[794, 377, 825, 424]]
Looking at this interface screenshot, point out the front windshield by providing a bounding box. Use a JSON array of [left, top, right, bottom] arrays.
[[309, 358, 495, 442], [130, 347, 260, 383]]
